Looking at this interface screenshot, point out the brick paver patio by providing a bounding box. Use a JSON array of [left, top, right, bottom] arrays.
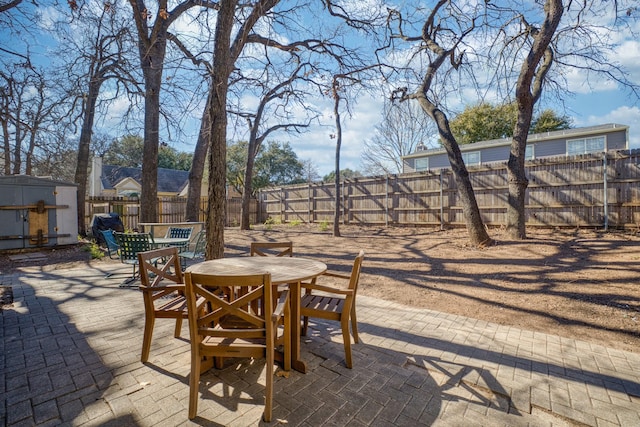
[[1, 261, 639, 426]]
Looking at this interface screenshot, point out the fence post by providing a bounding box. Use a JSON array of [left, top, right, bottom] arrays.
[[603, 152, 609, 231], [385, 175, 389, 226], [308, 182, 311, 224], [440, 170, 445, 230], [280, 188, 284, 223], [342, 180, 347, 224]]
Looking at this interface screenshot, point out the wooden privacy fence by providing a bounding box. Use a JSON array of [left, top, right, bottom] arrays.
[[258, 150, 640, 229], [85, 196, 259, 232]]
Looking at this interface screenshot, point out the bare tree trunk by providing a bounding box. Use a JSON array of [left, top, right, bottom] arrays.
[[424, 102, 492, 246], [12, 98, 22, 174], [25, 130, 36, 175], [185, 91, 211, 222], [128, 0, 178, 224], [506, 111, 532, 239], [139, 48, 163, 223], [1, 117, 9, 175], [507, 0, 563, 239], [74, 80, 101, 236], [24, 78, 46, 176], [0, 72, 11, 174], [397, 0, 492, 247], [241, 101, 262, 230], [332, 88, 341, 237], [240, 143, 256, 230], [205, 0, 280, 255], [205, 0, 237, 260]]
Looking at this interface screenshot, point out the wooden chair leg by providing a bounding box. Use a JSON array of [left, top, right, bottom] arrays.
[[174, 317, 182, 338], [264, 343, 274, 422], [341, 318, 352, 369], [141, 316, 155, 363], [284, 304, 291, 371], [302, 316, 309, 336], [189, 349, 201, 420], [351, 306, 359, 343], [214, 357, 224, 369]]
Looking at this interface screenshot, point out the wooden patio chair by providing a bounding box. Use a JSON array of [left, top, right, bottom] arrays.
[[114, 232, 152, 287], [137, 246, 189, 363], [300, 250, 365, 368], [184, 271, 291, 422], [249, 241, 293, 257]]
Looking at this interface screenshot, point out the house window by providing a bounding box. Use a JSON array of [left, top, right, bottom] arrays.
[[415, 157, 429, 172], [525, 144, 534, 160], [462, 151, 480, 165], [567, 136, 605, 155]]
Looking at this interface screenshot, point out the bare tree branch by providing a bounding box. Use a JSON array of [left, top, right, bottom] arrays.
[[0, 0, 23, 13]]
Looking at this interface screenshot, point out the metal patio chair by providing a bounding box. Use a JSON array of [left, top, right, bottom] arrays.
[[113, 232, 152, 287], [178, 230, 206, 270], [99, 229, 121, 260]]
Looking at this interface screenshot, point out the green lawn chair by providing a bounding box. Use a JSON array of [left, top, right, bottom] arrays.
[[178, 230, 206, 269], [165, 226, 193, 252], [99, 229, 121, 260], [114, 232, 152, 287]]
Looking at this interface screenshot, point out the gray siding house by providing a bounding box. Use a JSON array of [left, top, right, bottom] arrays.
[[402, 123, 629, 173]]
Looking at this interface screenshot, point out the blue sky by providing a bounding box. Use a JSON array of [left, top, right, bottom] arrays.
[[287, 2, 640, 176], [191, 1, 640, 177], [278, 91, 640, 177], [2, 1, 639, 178], [276, 2, 640, 176]]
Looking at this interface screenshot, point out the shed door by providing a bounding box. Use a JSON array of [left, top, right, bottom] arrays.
[[0, 185, 24, 250], [0, 185, 56, 250]]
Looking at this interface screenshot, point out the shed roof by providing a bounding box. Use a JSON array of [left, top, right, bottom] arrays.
[[0, 175, 77, 187]]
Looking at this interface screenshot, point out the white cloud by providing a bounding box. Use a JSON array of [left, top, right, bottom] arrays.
[[282, 94, 384, 175], [608, 39, 640, 83], [573, 105, 640, 149], [38, 6, 62, 31], [564, 67, 619, 95]]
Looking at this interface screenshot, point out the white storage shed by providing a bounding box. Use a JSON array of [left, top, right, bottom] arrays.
[[0, 176, 78, 251]]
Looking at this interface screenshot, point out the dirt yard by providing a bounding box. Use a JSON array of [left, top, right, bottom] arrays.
[[3, 225, 640, 353]]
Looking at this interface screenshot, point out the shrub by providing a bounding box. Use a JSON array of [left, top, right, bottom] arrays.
[[83, 241, 104, 259], [264, 217, 276, 230]]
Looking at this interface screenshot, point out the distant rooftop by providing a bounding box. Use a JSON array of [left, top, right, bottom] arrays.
[[404, 123, 629, 158], [102, 165, 189, 193]]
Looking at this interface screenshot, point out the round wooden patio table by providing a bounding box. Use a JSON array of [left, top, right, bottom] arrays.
[[186, 256, 327, 373]]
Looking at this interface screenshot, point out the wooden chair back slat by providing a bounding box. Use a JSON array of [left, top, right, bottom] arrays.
[[250, 241, 293, 257]]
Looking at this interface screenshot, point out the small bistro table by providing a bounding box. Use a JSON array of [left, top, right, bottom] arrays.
[[150, 237, 190, 249], [186, 256, 327, 373], [137, 222, 204, 239]]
